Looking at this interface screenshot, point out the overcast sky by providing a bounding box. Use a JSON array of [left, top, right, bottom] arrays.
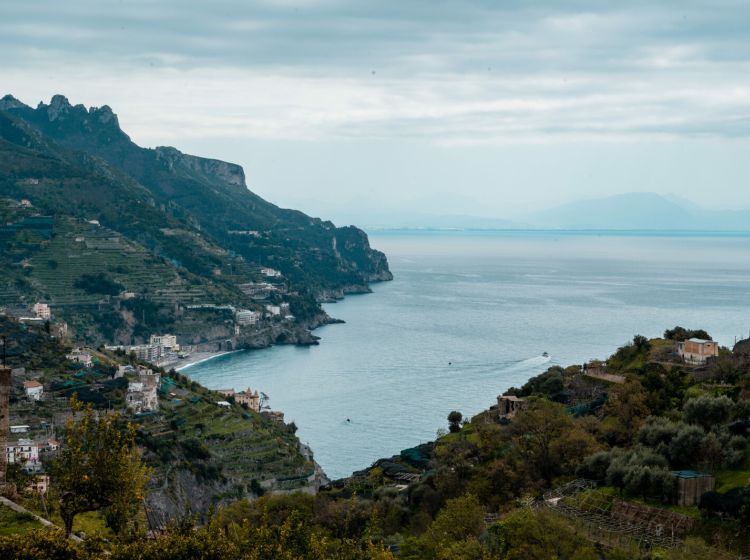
[[2, 0, 750, 220]]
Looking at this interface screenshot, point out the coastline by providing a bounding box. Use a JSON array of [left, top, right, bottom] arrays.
[[175, 349, 243, 371], [171, 307, 350, 372]]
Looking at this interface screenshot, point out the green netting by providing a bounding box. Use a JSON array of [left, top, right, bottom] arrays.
[[567, 395, 607, 417], [400, 446, 430, 468]]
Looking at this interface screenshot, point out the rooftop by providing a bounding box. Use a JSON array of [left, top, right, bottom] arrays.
[[672, 470, 711, 479]]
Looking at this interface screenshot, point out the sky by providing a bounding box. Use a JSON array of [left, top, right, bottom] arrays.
[[2, 0, 750, 222]]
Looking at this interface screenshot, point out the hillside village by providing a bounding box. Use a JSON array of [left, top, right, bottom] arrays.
[[0, 315, 320, 534]]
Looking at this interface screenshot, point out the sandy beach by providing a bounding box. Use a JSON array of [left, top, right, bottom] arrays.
[[173, 350, 243, 371]]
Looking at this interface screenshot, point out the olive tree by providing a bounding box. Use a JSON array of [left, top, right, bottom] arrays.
[[53, 398, 149, 536], [683, 395, 735, 431]]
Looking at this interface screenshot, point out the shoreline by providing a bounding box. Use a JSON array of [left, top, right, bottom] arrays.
[[175, 349, 243, 371], [173, 310, 347, 372]]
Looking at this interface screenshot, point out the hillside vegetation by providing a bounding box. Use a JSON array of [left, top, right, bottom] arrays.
[[0, 94, 391, 344], [3, 326, 749, 559]]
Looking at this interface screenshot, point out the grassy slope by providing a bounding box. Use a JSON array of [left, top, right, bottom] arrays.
[[0, 505, 42, 536]]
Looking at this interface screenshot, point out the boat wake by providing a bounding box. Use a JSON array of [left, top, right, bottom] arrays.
[[519, 354, 552, 367], [446, 354, 552, 375], [494, 354, 553, 375]]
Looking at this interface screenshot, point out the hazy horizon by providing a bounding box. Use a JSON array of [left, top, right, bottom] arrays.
[[4, 1, 750, 218]]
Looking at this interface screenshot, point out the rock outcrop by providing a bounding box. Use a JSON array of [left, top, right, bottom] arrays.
[[155, 146, 246, 188]]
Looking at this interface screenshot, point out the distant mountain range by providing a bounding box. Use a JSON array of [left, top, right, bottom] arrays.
[[522, 192, 750, 231], [315, 192, 750, 231]]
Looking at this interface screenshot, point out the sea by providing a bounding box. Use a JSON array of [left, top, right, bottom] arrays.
[[183, 230, 750, 480]]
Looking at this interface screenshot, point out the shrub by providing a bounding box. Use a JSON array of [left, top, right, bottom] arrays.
[[73, 272, 124, 295]]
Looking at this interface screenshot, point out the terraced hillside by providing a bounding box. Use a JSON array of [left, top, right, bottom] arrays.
[[0, 200, 254, 342], [0, 93, 391, 343], [2, 318, 318, 525]]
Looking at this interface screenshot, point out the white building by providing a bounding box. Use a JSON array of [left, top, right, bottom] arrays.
[[28, 474, 50, 494], [66, 348, 93, 367], [131, 344, 160, 363], [32, 302, 50, 320], [236, 309, 260, 326], [108, 336, 179, 366], [149, 334, 179, 351], [261, 267, 282, 278], [6, 439, 40, 471], [265, 305, 281, 317], [23, 380, 44, 401]]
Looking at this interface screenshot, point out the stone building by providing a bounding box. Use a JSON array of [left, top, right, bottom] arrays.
[[218, 387, 262, 412], [261, 410, 285, 423], [677, 338, 719, 365], [66, 347, 93, 367], [584, 360, 607, 377], [496, 395, 529, 418], [126, 368, 161, 413], [235, 388, 261, 412]]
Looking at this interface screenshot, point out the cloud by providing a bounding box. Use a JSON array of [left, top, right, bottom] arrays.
[[2, 0, 750, 144]]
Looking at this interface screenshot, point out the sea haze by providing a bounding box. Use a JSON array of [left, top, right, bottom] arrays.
[[183, 230, 750, 479]]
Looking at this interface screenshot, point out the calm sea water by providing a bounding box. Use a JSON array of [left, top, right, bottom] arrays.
[[184, 231, 750, 479]]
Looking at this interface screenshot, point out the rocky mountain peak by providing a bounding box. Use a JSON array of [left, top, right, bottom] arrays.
[[44, 94, 74, 122], [50, 94, 71, 107], [89, 104, 119, 126], [0, 94, 29, 111]]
